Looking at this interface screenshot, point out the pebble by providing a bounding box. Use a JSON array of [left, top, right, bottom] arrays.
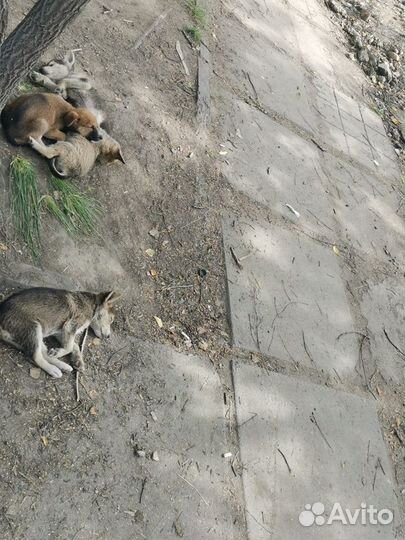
[[152, 450, 160, 461]]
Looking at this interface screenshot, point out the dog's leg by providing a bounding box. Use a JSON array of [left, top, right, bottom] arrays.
[[42, 344, 73, 373], [28, 136, 60, 158], [30, 71, 59, 90], [71, 342, 84, 370], [49, 327, 85, 370], [31, 323, 63, 378], [63, 77, 92, 91], [44, 129, 66, 142]]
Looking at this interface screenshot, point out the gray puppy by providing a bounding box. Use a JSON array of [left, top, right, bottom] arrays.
[[0, 287, 120, 378]]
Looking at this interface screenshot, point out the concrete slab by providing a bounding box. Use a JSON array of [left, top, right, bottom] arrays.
[[314, 82, 400, 178], [361, 278, 405, 384], [232, 362, 399, 539], [221, 96, 337, 238], [0, 338, 237, 540], [319, 154, 405, 265], [223, 216, 358, 377]]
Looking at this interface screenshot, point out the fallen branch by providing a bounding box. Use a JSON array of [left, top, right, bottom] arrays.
[[177, 473, 209, 506], [176, 40, 190, 76], [383, 328, 405, 358], [132, 8, 172, 51]]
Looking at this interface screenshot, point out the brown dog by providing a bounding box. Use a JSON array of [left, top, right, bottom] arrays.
[[1, 93, 102, 145]]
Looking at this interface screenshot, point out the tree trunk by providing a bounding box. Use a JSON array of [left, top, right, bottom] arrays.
[[0, 0, 90, 109], [0, 0, 8, 44]]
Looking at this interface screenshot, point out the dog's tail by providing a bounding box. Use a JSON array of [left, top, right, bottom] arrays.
[[49, 158, 68, 178]]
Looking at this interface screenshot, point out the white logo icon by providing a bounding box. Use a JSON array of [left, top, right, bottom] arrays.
[[299, 502, 325, 527]]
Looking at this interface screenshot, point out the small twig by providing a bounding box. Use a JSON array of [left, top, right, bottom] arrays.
[[302, 331, 315, 363], [243, 70, 258, 101], [230, 246, 243, 269], [75, 328, 88, 402], [139, 478, 147, 504], [161, 283, 194, 291], [238, 412, 257, 428], [277, 448, 292, 474], [393, 427, 405, 445], [75, 371, 80, 403], [132, 8, 172, 51], [310, 411, 333, 450], [176, 40, 190, 76], [336, 331, 369, 341], [177, 473, 209, 506], [245, 509, 273, 535], [182, 29, 195, 49], [372, 458, 385, 491], [80, 327, 88, 354], [310, 138, 326, 152], [383, 328, 405, 358], [106, 344, 129, 364]]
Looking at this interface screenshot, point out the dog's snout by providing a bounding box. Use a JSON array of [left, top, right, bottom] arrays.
[[89, 128, 103, 142]]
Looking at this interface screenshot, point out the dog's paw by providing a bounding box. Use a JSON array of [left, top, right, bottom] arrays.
[[30, 71, 43, 83], [59, 361, 73, 373], [47, 365, 63, 378], [27, 136, 35, 146]]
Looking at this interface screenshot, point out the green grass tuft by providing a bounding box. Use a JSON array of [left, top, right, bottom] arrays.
[[184, 26, 202, 45], [18, 80, 36, 93], [46, 177, 102, 237], [186, 0, 206, 28], [10, 156, 41, 257]]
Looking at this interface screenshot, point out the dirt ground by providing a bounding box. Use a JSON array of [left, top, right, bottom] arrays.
[[0, 1, 242, 538]]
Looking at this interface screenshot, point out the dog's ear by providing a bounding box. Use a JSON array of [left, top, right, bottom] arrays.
[[63, 50, 75, 70], [115, 149, 125, 164], [64, 110, 79, 127], [97, 291, 121, 306]]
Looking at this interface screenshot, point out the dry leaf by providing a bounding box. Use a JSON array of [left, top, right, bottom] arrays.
[[198, 340, 209, 351], [332, 245, 340, 256], [153, 316, 163, 328], [30, 367, 41, 379], [89, 406, 97, 416], [89, 389, 98, 399], [391, 116, 400, 126], [145, 248, 155, 258], [41, 435, 49, 447], [0, 243, 8, 252], [396, 417, 401, 427], [150, 268, 158, 277]]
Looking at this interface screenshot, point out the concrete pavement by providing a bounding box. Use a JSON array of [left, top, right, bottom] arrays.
[[214, 0, 404, 537]]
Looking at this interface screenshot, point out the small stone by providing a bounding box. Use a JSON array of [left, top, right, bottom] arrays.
[[152, 450, 160, 462], [150, 411, 158, 422], [377, 61, 392, 81], [148, 228, 160, 239], [136, 449, 146, 458], [387, 51, 400, 62], [357, 48, 369, 64], [145, 248, 155, 258], [92, 337, 101, 347], [223, 452, 233, 458]]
